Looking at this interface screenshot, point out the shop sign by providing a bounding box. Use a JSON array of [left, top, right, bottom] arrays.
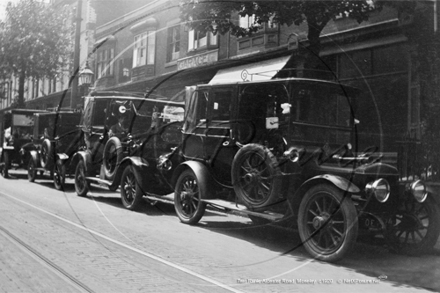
[[177, 50, 218, 70]]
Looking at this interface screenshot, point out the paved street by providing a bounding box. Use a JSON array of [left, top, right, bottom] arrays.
[[0, 169, 439, 293]]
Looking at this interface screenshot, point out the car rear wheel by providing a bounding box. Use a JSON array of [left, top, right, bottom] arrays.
[[298, 184, 358, 262], [53, 160, 66, 191], [174, 169, 206, 225], [74, 160, 89, 197], [103, 137, 123, 180], [120, 165, 144, 211], [27, 159, 37, 182], [386, 196, 440, 255], [232, 144, 282, 211]]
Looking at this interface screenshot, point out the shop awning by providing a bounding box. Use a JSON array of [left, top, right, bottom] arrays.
[[209, 55, 290, 85]]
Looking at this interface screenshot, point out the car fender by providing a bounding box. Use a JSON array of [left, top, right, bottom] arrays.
[[426, 184, 440, 206], [172, 161, 216, 199], [71, 151, 92, 175], [110, 156, 150, 190], [56, 153, 69, 162], [290, 174, 360, 214], [29, 150, 40, 168]]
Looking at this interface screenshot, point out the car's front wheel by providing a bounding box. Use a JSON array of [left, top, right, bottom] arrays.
[[297, 184, 358, 262], [74, 160, 89, 197], [120, 165, 144, 211], [174, 169, 206, 225], [386, 196, 440, 255]]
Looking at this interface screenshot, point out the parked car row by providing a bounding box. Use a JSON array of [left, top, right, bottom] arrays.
[[1, 77, 439, 263]]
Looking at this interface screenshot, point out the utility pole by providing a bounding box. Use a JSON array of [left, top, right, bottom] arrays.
[[70, 0, 82, 109]]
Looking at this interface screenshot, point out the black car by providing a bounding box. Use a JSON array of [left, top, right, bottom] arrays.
[[71, 91, 184, 210], [124, 78, 440, 262], [27, 111, 82, 190], [0, 109, 47, 178]]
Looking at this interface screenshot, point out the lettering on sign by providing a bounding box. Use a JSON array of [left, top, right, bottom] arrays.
[[177, 50, 218, 70]]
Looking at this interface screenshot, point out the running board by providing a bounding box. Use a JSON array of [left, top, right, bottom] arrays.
[[145, 193, 174, 204], [202, 199, 284, 221], [86, 177, 112, 186]]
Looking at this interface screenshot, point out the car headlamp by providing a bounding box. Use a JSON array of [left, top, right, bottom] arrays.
[[409, 180, 427, 203], [366, 178, 390, 203]]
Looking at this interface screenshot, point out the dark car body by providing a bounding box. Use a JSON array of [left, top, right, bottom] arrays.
[[125, 77, 439, 262], [72, 91, 185, 210], [0, 109, 47, 178], [27, 111, 82, 189]]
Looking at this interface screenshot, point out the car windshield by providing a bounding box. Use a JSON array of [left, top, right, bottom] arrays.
[[12, 114, 34, 139]]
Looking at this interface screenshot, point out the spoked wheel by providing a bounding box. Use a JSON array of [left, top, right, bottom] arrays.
[[174, 169, 206, 225], [27, 159, 37, 182], [386, 196, 440, 255], [40, 139, 53, 168], [232, 144, 281, 211], [53, 160, 66, 191], [298, 184, 358, 262], [74, 160, 89, 197], [120, 165, 144, 211]]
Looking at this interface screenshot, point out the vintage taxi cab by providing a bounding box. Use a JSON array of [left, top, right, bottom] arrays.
[[71, 91, 184, 210], [0, 109, 47, 178], [166, 77, 440, 262], [27, 111, 82, 190]]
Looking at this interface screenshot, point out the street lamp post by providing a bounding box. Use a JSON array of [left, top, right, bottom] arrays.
[[78, 62, 94, 107], [70, 0, 82, 110]]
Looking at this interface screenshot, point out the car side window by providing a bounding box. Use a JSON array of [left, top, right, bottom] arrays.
[[210, 89, 233, 121]]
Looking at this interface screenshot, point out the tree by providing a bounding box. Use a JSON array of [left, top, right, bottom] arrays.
[[0, 0, 72, 108], [179, 0, 415, 73]]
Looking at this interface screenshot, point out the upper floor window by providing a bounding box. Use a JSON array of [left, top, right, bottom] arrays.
[[167, 26, 181, 62], [188, 29, 217, 51], [97, 48, 114, 78], [239, 14, 278, 31], [133, 32, 155, 67]]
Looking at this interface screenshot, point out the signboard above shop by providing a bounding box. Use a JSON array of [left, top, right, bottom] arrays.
[[177, 50, 219, 70]]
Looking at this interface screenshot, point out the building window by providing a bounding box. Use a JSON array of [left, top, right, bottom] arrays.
[[188, 29, 217, 51], [167, 26, 181, 62], [133, 32, 155, 68], [97, 48, 115, 78], [239, 14, 278, 30]]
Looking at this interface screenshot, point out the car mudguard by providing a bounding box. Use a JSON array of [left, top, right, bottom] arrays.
[[29, 150, 40, 168], [109, 156, 150, 191], [426, 184, 440, 206], [71, 151, 93, 176], [172, 161, 216, 200], [56, 153, 69, 162], [290, 174, 360, 215]]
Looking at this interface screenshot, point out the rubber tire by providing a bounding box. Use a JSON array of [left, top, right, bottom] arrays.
[[174, 169, 207, 225], [297, 184, 358, 262], [2, 152, 9, 178], [27, 159, 37, 182], [53, 161, 66, 191], [120, 165, 144, 211], [74, 160, 89, 197], [232, 144, 281, 211], [40, 139, 54, 169], [103, 137, 123, 180], [386, 196, 440, 255]]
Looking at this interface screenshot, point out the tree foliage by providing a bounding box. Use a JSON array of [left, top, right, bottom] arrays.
[[179, 0, 416, 70], [0, 0, 72, 108]]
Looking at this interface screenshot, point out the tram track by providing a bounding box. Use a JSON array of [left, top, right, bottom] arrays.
[[0, 189, 244, 293], [0, 224, 94, 293]]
